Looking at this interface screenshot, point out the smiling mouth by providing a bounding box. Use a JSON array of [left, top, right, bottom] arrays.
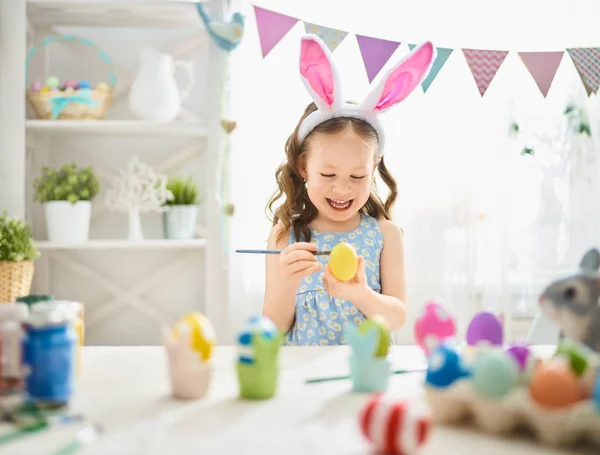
[[327, 198, 353, 210]]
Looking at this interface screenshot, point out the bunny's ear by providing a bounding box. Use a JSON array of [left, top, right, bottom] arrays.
[[299, 34, 342, 111], [361, 41, 436, 113]]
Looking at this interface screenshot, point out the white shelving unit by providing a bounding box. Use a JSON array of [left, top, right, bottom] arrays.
[[0, 0, 232, 344]]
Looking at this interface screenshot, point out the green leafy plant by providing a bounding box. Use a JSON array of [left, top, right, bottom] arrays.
[[34, 163, 100, 205], [0, 211, 40, 261], [165, 176, 203, 206]]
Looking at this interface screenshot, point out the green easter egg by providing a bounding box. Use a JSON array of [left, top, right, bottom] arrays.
[[472, 351, 519, 399], [554, 340, 589, 376], [46, 76, 60, 88], [359, 315, 390, 357]]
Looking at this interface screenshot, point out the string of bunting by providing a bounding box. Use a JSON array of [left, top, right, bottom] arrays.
[[253, 5, 600, 98]]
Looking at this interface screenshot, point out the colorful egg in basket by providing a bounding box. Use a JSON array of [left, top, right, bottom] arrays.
[[172, 312, 216, 362], [414, 300, 456, 355], [237, 315, 278, 364]]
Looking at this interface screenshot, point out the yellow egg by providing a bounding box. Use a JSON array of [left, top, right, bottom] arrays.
[[172, 312, 216, 361], [96, 82, 110, 91], [329, 242, 358, 281]]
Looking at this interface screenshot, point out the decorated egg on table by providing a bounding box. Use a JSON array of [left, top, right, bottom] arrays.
[[77, 80, 91, 90], [529, 358, 583, 409], [328, 242, 358, 281], [466, 312, 503, 347], [553, 339, 590, 377], [45, 76, 60, 88], [425, 343, 470, 388], [359, 395, 431, 455], [30, 81, 42, 92], [63, 80, 78, 89], [171, 312, 216, 361], [414, 300, 456, 355], [237, 315, 278, 364], [358, 315, 391, 357], [472, 350, 519, 399], [96, 81, 110, 91], [504, 343, 532, 372]]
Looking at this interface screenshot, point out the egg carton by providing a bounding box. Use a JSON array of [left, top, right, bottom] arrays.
[[424, 379, 600, 447]]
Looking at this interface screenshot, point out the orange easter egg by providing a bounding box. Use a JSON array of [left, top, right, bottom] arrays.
[[529, 358, 583, 409]]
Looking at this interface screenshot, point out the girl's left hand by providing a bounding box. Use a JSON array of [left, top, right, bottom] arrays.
[[323, 256, 370, 303]]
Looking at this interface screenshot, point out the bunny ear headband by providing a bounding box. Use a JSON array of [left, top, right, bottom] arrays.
[[297, 34, 436, 154]]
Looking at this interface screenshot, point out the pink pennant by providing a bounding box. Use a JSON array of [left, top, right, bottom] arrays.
[[356, 35, 401, 83], [518, 51, 564, 97], [462, 49, 509, 96], [253, 6, 299, 57]]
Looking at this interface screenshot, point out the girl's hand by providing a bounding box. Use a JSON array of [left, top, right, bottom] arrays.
[[323, 256, 370, 303], [279, 242, 322, 288]]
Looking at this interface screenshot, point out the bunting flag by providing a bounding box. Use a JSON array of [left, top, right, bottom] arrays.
[[409, 44, 453, 92], [356, 35, 401, 83], [303, 22, 348, 52], [462, 49, 509, 96], [253, 6, 298, 57], [517, 51, 564, 97], [567, 48, 600, 95]]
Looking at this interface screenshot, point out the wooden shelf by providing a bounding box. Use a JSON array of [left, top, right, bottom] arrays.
[[27, 0, 210, 28], [35, 238, 207, 250], [26, 120, 208, 137]]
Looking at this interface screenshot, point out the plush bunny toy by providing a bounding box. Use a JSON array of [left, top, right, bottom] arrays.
[[538, 247, 600, 352]]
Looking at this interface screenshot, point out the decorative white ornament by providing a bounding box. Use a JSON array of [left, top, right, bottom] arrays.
[[104, 157, 173, 240]]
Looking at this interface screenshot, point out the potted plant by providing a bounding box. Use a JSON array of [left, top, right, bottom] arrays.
[[0, 211, 40, 302], [34, 163, 100, 244], [163, 176, 203, 240]]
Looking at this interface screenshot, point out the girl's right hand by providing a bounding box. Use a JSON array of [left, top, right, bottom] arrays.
[[279, 242, 322, 287]]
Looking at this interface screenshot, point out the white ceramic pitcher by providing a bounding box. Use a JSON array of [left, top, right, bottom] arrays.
[[128, 48, 194, 122]]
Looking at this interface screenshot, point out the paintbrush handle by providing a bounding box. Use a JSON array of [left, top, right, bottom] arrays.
[[235, 249, 330, 256], [305, 366, 426, 384]]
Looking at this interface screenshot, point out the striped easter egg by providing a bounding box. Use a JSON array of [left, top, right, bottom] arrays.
[[358, 394, 431, 455], [237, 315, 277, 364]]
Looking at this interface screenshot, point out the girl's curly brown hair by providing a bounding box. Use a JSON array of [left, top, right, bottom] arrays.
[[266, 102, 398, 244]]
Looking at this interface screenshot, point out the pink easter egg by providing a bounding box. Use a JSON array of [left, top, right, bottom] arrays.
[[30, 82, 42, 92], [359, 394, 431, 455], [414, 300, 456, 355], [63, 80, 78, 89]]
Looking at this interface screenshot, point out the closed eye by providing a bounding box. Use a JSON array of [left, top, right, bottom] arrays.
[[320, 173, 335, 178], [351, 175, 367, 180]]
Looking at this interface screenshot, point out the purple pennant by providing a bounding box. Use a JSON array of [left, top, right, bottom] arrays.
[[356, 35, 401, 83], [253, 6, 299, 57]]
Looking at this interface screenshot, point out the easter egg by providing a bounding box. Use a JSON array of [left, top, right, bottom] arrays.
[[592, 371, 600, 412], [505, 343, 532, 372], [77, 80, 91, 90], [172, 312, 216, 361], [529, 358, 583, 409], [63, 80, 78, 89], [237, 315, 278, 364], [414, 300, 456, 355], [96, 82, 110, 91], [359, 395, 431, 455], [425, 343, 470, 388], [40, 87, 50, 93], [45, 76, 60, 88], [65, 87, 75, 94], [328, 242, 358, 281], [30, 82, 42, 92], [472, 351, 519, 399], [554, 339, 590, 377], [359, 315, 391, 357], [466, 312, 503, 347]]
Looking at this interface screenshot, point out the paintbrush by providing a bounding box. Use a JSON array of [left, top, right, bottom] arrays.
[[305, 365, 428, 384], [235, 249, 331, 256]]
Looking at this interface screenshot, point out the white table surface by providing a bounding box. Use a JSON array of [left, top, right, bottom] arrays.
[[2, 345, 598, 455]]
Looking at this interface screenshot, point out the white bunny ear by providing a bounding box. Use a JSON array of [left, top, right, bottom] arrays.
[[361, 41, 436, 113], [299, 34, 342, 111]]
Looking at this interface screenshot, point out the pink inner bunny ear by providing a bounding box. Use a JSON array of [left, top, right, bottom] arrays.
[[300, 36, 336, 109], [374, 42, 435, 111]]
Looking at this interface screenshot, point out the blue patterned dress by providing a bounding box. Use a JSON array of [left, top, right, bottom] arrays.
[[284, 214, 386, 346]]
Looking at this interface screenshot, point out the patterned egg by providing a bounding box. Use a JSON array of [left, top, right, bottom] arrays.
[[358, 315, 391, 357], [529, 358, 583, 409], [172, 312, 216, 361], [30, 82, 42, 92], [425, 343, 470, 388], [63, 80, 78, 89], [329, 242, 358, 281], [553, 339, 590, 377], [237, 315, 277, 364], [466, 312, 503, 347], [359, 394, 431, 455], [45, 76, 60, 88], [77, 80, 91, 90], [472, 350, 519, 399], [505, 343, 532, 372], [96, 81, 110, 91], [414, 300, 456, 355]]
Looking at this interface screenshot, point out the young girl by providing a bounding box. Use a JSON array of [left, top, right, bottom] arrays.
[[263, 34, 435, 346]]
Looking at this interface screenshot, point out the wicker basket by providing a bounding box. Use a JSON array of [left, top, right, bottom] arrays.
[[25, 35, 117, 120], [0, 261, 34, 303]]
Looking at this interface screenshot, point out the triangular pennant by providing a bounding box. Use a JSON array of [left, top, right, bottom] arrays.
[[518, 51, 564, 97], [462, 49, 509, 96], [356, 35, 401, 83], [253, 6, 299, 57], [567, 48, 600, 96], [409, 44, 454, 92], [303, 22, 348, 52]]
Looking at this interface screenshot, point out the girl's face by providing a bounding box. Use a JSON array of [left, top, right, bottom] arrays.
[[301, 127, 377, 223]]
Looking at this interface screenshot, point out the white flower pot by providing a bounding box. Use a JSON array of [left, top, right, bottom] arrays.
[[163, 205, 198, 240], [44, 201, 92, 243]]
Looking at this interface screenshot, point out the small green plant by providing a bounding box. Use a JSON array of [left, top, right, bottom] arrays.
[[0, 211, 40, 261], [34, 163, 100, 205], [165, 176, 202, 206]]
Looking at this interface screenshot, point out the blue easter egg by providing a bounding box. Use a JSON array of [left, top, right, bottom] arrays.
[[592, 370, 600, 413], [426, 343, 470, 388], [237, 315, 277, 364], [77, 80, 91, 90], [472, 351, 519, 399]]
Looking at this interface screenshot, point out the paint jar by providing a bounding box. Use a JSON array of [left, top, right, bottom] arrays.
[[0, 303, 29, 391], [23, 305, 76, 404]]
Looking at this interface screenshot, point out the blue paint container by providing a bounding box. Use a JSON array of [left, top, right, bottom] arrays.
[[23, 306, 76, 404]]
